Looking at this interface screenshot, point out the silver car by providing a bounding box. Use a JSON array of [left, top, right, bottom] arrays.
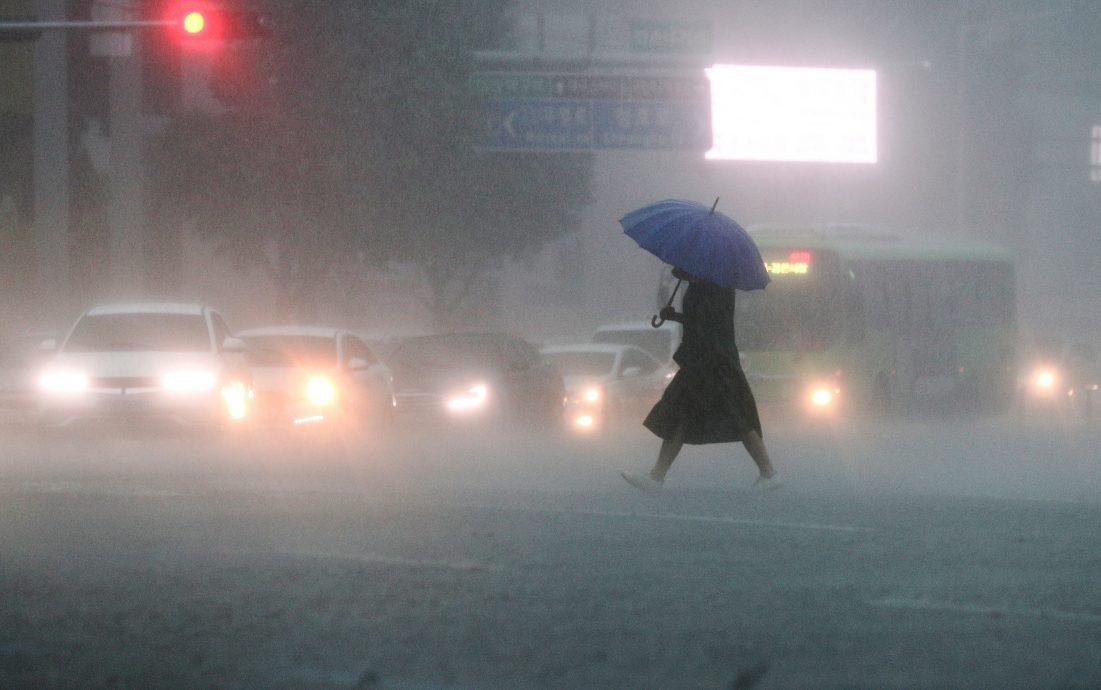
[[541, 342, 670, 432], [238, 326, 395, 432]]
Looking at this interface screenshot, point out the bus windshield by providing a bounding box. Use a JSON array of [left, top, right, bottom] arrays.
[[735, 250, 842, 351]]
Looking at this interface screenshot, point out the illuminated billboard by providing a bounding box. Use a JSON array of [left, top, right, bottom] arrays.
[[706, 65, 877, 163]]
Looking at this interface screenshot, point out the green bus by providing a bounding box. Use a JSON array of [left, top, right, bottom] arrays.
[[735, 224, 1017, 418]]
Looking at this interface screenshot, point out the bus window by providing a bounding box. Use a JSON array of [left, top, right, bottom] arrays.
[[975, 262, 1015, 326], [737, 252, 842, 351]]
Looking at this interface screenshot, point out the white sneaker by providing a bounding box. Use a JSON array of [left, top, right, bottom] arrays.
[[621, 471, 664, 494], [753, 473, 782, 492]]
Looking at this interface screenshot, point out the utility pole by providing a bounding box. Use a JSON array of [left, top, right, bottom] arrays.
[[31, 0, 68, 323], [94, 0, 145, 299], [6, 4, 266, 314]]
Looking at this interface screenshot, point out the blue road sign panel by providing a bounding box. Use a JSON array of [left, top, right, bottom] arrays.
[[481, 98, 711, 151]]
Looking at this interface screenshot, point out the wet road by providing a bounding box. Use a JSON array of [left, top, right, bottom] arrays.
[[1, 418, 1100, 689]]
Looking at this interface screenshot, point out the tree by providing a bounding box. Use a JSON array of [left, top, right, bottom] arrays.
[[147, 0, 593, 325]]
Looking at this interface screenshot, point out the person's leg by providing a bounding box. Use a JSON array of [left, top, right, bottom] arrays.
[[626, 421, 683, 492], [742, 430, 776, 478], [650, 437, 683, 482]]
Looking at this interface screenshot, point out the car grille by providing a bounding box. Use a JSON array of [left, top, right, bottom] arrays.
[[394, 393, 446, 412], [253, 390, 287, 410], [90, 376, 161, 389]]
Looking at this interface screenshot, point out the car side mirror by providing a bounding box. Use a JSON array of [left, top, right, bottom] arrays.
[[222, 337, 247, 354], [347, 357, 370, 371], [621, 366, 642, 378]]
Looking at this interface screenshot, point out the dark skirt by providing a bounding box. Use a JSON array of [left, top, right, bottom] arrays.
[[643, 355, 762, 445]]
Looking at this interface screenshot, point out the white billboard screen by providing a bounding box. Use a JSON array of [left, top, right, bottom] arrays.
[[706, 65, 877, 163]]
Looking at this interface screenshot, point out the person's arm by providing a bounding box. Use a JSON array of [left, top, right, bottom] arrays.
[[659, 305, 683, 323]]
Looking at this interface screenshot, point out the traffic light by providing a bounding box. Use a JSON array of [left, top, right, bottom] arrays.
[[181, 10, 206, 36], [173, 3, 267, 45]]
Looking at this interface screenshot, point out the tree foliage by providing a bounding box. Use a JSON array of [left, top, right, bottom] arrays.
[[148, 0, 593, 325]]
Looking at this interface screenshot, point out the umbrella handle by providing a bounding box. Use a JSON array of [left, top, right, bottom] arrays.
[[651, 279, 683, 328]]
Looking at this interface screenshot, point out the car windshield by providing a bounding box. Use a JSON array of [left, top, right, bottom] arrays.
[[543, 351, 615, 377], [591, 329, 673, 362], [64, 313, 211, 353], [390, 336, 502, 370], [243, 335, 337, 367]]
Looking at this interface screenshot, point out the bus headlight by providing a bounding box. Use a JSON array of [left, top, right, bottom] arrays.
[[1032, 368, 1059, 391], [811, 388, 834, 407]]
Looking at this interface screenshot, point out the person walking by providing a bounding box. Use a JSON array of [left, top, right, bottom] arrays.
[[622, 266, 780, 493]]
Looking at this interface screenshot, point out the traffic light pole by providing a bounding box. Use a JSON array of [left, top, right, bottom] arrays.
[[8, 5, 175, 316], [30, 0, 69, 324], [9, 4, 265, 319]]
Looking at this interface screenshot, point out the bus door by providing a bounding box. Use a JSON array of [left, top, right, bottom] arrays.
[[909, 261, 960, 399]]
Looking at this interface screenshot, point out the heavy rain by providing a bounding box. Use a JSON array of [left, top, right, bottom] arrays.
[[1, 1, 1100, 688]]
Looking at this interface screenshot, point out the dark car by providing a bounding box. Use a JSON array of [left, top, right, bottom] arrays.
[[388, 332, 565, 429]]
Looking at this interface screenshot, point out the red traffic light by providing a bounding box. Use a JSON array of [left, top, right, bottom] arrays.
[[181, 10, 206, 35], [172, 3, 266, 45]]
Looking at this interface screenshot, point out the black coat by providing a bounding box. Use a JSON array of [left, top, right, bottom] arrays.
[[644, 281, 762, 444]]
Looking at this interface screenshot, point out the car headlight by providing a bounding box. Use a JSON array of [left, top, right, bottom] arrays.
[[808, 384, 840, 408], [38, 370, 89, 394], [573, 413, 596, 429], [305, 376, 337, 406], [581, 385, 602, 404], [161, 370, 217, 393], [447, 383, 488, 412], [1033, 368, 1059, 391], [220, 380, 251, 420]]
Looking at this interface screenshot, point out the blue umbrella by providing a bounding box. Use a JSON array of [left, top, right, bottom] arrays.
[[620, 198, 771, 292]]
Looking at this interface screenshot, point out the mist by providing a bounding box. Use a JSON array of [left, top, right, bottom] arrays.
[[5, 1, 1099, 343], [4, 1, 1101, 688]]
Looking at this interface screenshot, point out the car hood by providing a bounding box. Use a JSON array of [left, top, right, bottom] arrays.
[[49, 351, 223, 377], [561, 374, 615, 394], [391, 364, 500, 393], [250, 365, 340, 392]]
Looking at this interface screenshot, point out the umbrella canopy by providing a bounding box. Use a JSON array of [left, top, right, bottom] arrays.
[[620, 199, 771, 291]]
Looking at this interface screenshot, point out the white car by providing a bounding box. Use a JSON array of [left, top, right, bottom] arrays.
[[237, 326, 395, 431], [541, 343, 670, 432], [590, 320, 681, 368], [36, 303, 252, 432]]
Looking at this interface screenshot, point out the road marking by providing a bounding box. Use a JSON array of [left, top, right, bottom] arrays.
[[867, 597, 1101, 623], [473, 505, 874, 533], [261, 550, 514, 574], [0, 481, 183, 497]]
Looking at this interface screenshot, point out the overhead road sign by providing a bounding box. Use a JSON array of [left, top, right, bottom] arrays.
[[481, 98, 711, 151], [473, 72, 710, 102], [473, 50, 711, 72], [628, 19, 713, 56], [474, 70, 712, 151]]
